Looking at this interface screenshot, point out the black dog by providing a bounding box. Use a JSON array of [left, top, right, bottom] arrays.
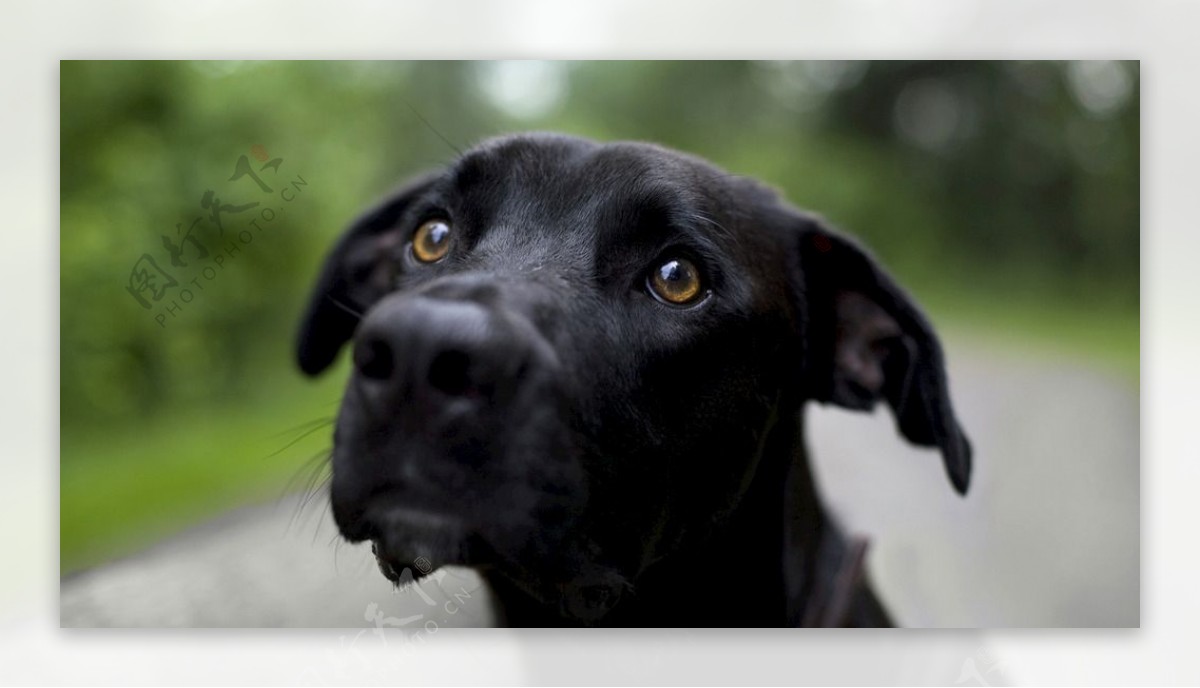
[[296, 133, 971, 627]]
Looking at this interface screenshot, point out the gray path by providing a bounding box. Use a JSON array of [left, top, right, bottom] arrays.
[[61, 339, 1138, 628], [809, 339, 1138, 627], [60, 494, 494, 629]]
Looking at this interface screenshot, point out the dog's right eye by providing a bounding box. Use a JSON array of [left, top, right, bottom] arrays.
[[412, 219, 453, 263], [647, 257, 706, 306]]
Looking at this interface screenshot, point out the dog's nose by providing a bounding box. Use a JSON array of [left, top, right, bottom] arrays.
[[351, 294, 528, 405]]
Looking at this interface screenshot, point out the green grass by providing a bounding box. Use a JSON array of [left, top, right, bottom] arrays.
[[913, 280, 1139, 386], [60, 363, 347, 574], [59, 288, 1138, 575]]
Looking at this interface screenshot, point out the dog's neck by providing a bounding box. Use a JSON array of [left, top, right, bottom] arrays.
[[484, 407, 888, 626]]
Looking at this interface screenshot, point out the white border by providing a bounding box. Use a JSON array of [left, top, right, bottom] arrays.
[[4, 0, 1187, 684]]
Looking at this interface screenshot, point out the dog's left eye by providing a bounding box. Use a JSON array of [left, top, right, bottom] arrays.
[[412, 219, 453, 263], [647, 257, 705, 305]]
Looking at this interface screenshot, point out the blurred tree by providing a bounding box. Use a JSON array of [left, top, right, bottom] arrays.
[[817, 61, 1138, 303], [60, 60, 1138, 435]]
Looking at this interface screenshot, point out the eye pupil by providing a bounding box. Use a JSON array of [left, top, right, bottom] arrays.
[[649, 257, 703, 305], [413, 219, 452, 263]]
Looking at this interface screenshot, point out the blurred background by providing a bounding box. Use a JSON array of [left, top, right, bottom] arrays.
[[60, 61, 1138, 627]]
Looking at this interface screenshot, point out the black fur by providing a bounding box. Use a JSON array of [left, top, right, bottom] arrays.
[[296, 133, 972, 627]]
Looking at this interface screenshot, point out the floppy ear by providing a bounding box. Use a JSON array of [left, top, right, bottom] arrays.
[[795, 216, 973, 495], [296, 172, 440, 376]]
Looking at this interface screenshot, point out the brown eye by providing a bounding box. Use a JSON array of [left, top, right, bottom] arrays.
[[648, 258, 704, 305], [412, 219, 452, 263]]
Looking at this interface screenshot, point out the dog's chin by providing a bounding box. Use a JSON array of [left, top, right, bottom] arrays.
[[360, 507, 493, 585]]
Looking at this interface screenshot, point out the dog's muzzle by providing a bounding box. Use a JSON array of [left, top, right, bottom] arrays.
[[328, 275, 570, 578]]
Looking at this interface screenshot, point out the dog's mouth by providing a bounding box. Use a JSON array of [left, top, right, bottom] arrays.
[[370, 540, 437, 585], [343, 491, 496, 585]]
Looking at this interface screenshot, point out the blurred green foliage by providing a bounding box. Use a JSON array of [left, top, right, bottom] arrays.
[[60, 61, 1138, 572]]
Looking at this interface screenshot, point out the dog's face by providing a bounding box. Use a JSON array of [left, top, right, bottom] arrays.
[[297, 134, 970, 619]]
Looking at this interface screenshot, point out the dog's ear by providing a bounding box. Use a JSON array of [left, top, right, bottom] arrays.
[[296, 172, 440, 376], [794, 216, 972, 495]]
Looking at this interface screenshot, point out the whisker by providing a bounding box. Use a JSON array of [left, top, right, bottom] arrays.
[[265, 418, 335, 459], [400, 98, 463, 157], [300, 473, 333, 519], [326, 294, 365, 320], [311, 485, 333, 546], [280, 449, 332, 536], [266, 416, 335, 440], [277, 447, 331, 503], [690, 211, 732, 239], [289, 470, 329, 537]]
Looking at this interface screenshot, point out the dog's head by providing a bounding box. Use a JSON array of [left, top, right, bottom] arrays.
[[297, 133, 970, 620]]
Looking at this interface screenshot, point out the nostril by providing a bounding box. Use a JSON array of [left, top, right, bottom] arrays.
[[355, 337, 394, 381], [428, 349, 473, 396]]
